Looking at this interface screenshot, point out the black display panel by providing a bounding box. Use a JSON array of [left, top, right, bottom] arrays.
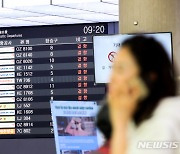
[[0, 23, 116, 139]]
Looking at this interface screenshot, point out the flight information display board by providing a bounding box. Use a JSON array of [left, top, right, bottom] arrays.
[[0, 23, 114, 138]]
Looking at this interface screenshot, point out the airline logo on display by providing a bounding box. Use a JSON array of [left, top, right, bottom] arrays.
[[0, 78, 15, 84], [0, 47, 14, 53], [0, 59, 15, 65], [0, 53, 14, 59], [0, 97, 15, 103], [0, 85, 15, 90], [0, 104, 15, 109], [0, 91, 15, 97], [0, 72, 15, 78], [0, 66, 15, 72], [0, 116, 15, 122], [0, 110, 15, 116], [0, 123, 15, 128], [0, 129, 15, 134]]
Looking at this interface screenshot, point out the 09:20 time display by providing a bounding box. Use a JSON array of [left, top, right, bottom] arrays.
[[83, 25, 105, 34]]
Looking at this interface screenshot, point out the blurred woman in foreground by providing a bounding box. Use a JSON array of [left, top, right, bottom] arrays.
[[96, 36, 180, 154]]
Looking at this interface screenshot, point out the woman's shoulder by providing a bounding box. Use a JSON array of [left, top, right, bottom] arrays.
[[134, 96, 180, 140], [153, 96, 180, 118], [139, 96, 180, 130], [128, 97, 180, 154]]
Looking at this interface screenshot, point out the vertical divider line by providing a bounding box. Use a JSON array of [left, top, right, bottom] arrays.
[[2, 0, 4, 8]]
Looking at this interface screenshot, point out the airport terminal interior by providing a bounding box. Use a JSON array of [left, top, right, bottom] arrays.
[[0, 0, 180, 154]]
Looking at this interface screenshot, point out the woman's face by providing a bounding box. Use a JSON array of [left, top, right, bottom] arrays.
[[109, 47, 140, 93]]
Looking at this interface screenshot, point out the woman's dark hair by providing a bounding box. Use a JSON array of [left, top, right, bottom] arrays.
[[97, 35, 177, 140]]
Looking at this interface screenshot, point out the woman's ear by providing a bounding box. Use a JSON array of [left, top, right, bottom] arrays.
[[140, 72, 157, 91], [149, 72, 158, 82]]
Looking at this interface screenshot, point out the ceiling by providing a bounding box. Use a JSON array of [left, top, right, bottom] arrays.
[[0, 0, 119, 27]]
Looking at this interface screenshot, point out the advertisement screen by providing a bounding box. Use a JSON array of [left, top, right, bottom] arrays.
[[50, 101, 105, 154], [93, 33, 172, 83]]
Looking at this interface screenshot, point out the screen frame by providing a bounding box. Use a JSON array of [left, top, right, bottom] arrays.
[[92, 32, 174, 84]]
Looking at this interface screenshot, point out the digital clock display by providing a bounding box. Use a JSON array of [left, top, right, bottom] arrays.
[[83, 25, 105, 34]]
